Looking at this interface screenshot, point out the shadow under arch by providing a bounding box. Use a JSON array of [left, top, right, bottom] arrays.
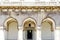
[[4, 17, 18, 40], [23, 18, 36, 40], [41, 17, 55, 40]]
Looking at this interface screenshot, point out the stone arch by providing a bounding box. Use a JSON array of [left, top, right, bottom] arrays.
[[23, 18, 36, 31], [23, 18, 36, 40], [41, 17, 55, 31], [4, 17, 18, 40], [41, 17, 55, 40], [4, 17, 18, 31]]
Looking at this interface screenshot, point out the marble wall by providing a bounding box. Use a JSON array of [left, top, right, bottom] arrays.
[[0, 11, 59, 40]]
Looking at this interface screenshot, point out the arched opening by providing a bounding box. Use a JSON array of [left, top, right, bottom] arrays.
[[4, 17, 18, 40], [41, 18, 55, 40], [23, 18, 36, 40]]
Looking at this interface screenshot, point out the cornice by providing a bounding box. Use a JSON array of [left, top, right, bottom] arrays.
[[0, 6, 60, 12], [0, 6, 59, 9]]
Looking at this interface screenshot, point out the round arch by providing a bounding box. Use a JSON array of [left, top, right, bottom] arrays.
[[23, 18, 36, 40], [23, 18, 36, 31], [4, 17, 18, 31], [41, 17, 55, 40], [41, 17, 55, 31]]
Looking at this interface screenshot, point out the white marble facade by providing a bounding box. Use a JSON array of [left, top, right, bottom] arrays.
[[0, 10, 60, 40]]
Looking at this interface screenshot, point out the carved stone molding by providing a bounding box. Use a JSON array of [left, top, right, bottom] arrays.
[[0, 6, 60, 11]]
